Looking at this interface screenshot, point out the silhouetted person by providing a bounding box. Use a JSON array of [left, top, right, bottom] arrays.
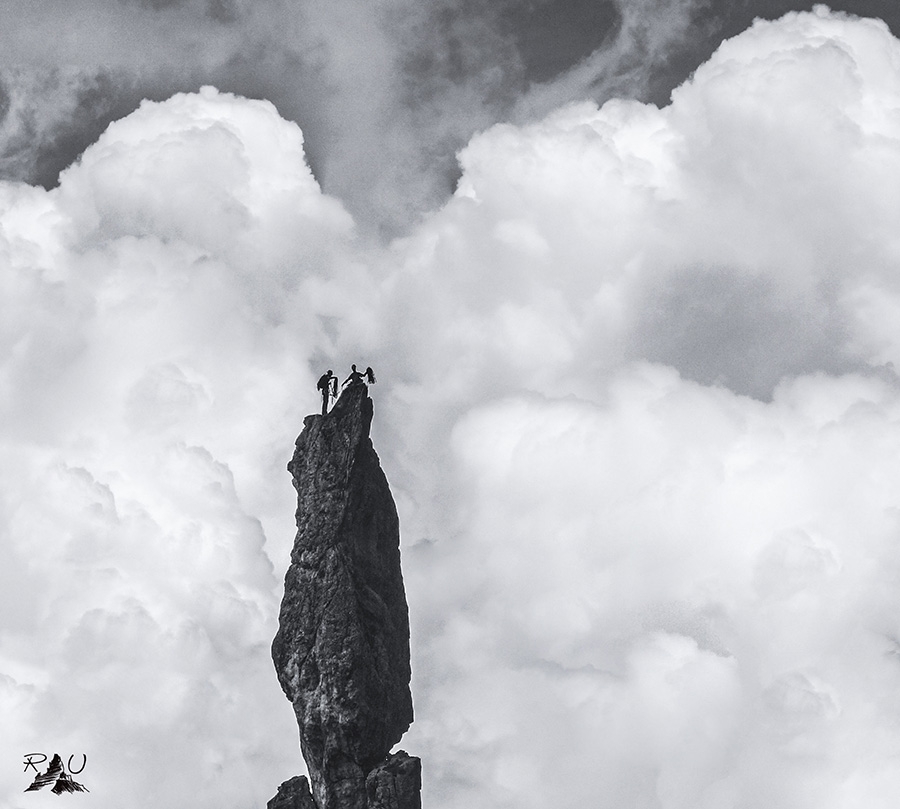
[[343, 364, 365, 388], [317, 370, 336, 415], [365, 366, 376, 384]]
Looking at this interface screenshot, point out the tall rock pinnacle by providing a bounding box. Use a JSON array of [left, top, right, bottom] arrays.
[[271, 381, 420, 809]]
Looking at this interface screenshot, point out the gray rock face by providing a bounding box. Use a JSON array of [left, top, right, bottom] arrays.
[[366, 752, 421, 809], [272, 382, 416, 809], [267, 776, 317, 809]]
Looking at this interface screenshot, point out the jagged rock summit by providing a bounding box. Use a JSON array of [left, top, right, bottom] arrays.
[[271, 381, 420, 809]]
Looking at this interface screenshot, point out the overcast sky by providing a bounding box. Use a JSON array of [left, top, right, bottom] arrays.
[[4, 3, 900, 808]]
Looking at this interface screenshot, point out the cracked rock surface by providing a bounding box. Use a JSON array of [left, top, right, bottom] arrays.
[[272, 382, 416, 809]]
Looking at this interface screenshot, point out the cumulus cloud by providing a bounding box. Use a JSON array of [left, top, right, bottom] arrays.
[[0, 86, 361, 806], [384, 7, 900, 806], [407, 367, 900, 808], [379, 6, 900, 409], [5, 6, 900, 809], [0, 0, 717, 234]]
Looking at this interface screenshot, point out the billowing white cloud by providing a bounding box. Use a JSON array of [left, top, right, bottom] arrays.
[[0, 86, 360, 807], [388, 7, 900, 807], [381, 5, 900, 409], [0, 0, 713, 233], [4, 7, 900, 809], [406, 367, 900, 808]]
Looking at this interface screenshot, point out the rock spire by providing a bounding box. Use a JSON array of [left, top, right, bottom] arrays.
[[270, 380, 420, 809]]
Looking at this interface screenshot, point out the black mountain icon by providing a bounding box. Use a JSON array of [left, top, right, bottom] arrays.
[[25, 754, 89, 794]]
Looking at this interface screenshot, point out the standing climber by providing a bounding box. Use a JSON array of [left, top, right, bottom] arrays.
[[364, 366, 376, 384], [343, 364, 365, 387], [317, 370, 336, 415]]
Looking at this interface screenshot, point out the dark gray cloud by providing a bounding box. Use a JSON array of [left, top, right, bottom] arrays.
[[0, 71, 144, 188], [0, 0, 699, 233], [505, 0, 622, 83], [4, 0, 900, 235], [633, 267, 858, 399]]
